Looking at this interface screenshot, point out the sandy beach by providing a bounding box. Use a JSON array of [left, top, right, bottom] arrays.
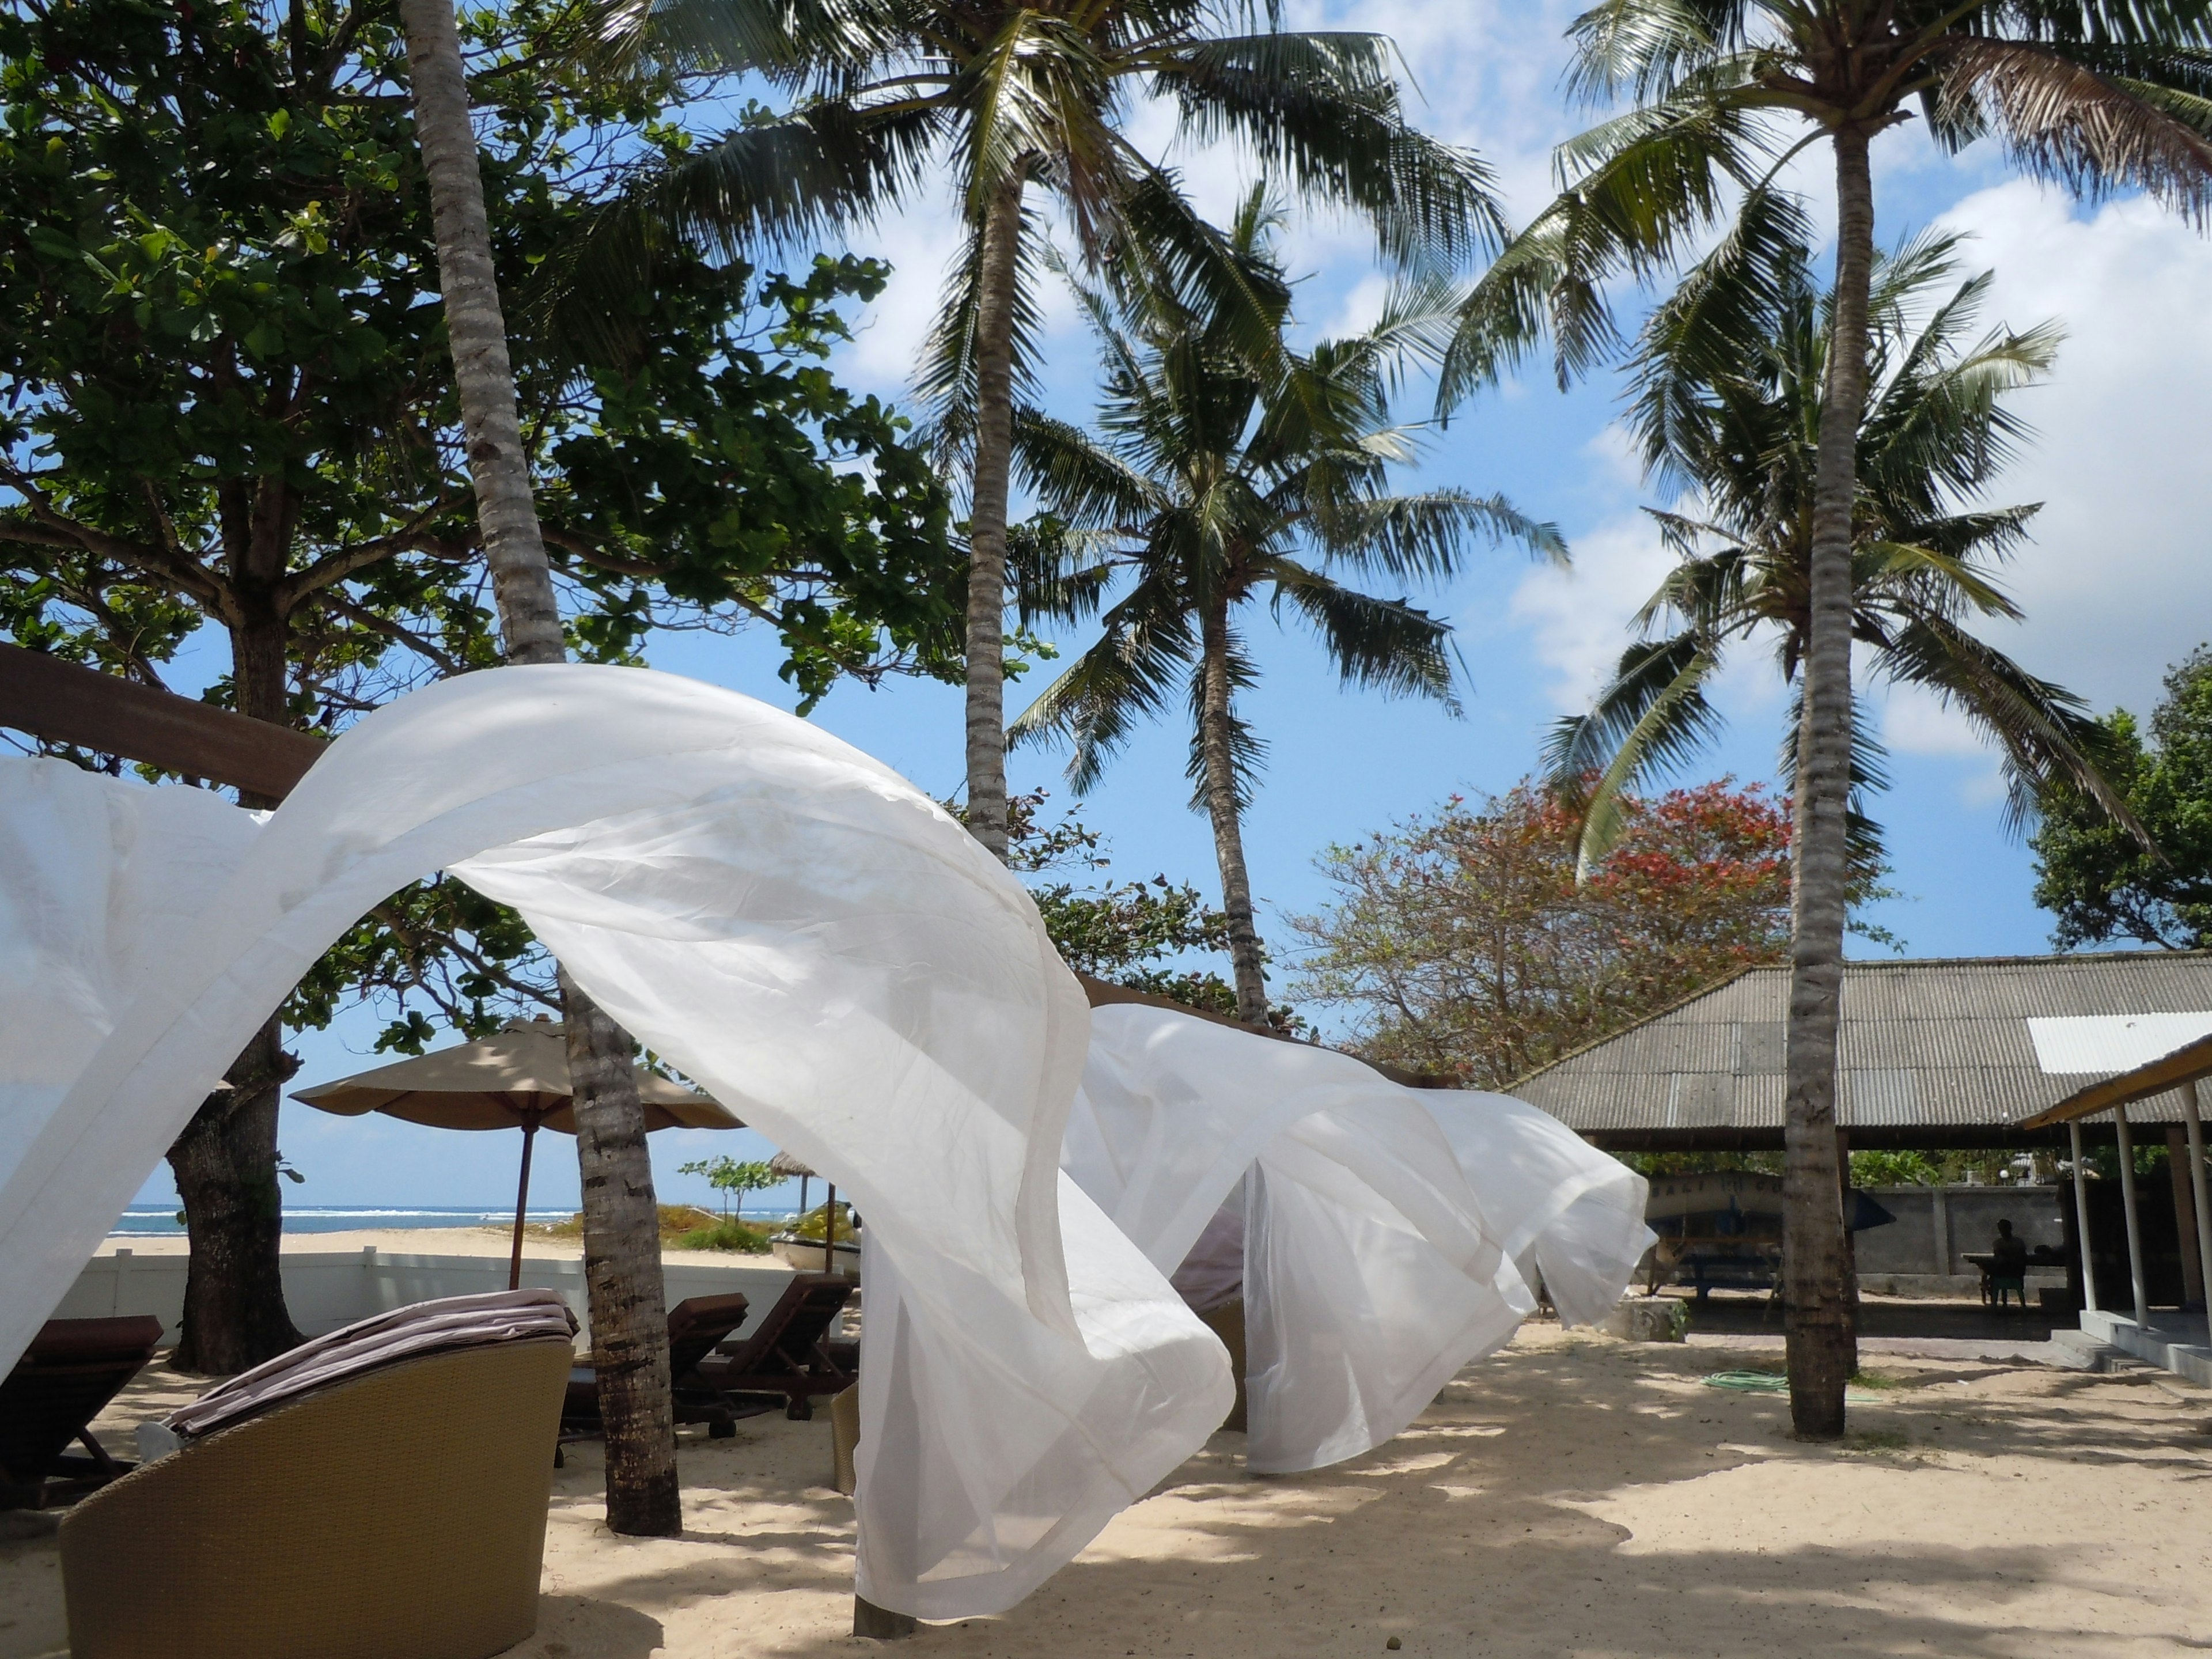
[[6, 1318, 2207, 1659], [99, 1225, 796, 1271]]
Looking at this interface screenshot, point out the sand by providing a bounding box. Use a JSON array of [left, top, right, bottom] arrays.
[[100, 1225, 789, 1270], [6, 1321, 2209, 1659]]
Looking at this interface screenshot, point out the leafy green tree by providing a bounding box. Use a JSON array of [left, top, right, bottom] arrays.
[[599, 0, 1503, 862], [1445, 0, 2212, 1434], [1290, 778, 1793, 1086], [998, 791, 1245, 1016], [677, 1156, 783, 1221], [1546, 232, 2128, 879], [0, 0, 956, 1384], [2035, 646, 2212, 949], [1011, 194, 1559, 1023]]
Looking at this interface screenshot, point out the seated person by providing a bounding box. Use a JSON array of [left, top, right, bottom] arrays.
[[1990, 1219, 2031, 1277]]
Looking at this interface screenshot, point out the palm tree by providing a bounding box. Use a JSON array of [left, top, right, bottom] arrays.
[[1445, 1, 2212, 1438], [598, 0, 1503, 861], [1010, 194, 1563, 1022], [1550, 229, 2137, 884], [397, 0, 681, 1537]]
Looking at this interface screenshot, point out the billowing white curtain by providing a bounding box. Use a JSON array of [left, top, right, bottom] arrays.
[[0, 664, 1226, 1618], [1066, 1005, 1653, 1474]]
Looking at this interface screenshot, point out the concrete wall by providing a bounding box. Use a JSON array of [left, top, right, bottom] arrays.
[[54, 1248, 810, 1350], [1852, 1184, 2065, 1276]]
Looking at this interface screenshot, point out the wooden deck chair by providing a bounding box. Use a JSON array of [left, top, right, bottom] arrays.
[[0, 1315, 165, 1509], [692, 1274, 857, 1420], [562, 1293, 774, 1439]]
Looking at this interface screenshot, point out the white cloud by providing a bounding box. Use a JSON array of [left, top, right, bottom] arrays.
[[1934, 181, 2212, 717], [1508, 510, 1673, 708]]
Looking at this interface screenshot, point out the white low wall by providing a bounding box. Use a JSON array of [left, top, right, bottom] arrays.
[[55, 1247, 808, 1350]]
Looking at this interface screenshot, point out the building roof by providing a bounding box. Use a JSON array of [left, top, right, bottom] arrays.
[[1509, 951, 2212, 1150]]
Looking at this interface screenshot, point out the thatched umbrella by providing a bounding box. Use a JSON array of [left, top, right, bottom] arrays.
[[292, 1018, 741, 1287]]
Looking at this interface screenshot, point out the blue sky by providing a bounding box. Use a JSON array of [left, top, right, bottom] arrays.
[[135, 0, 2212, 1212]]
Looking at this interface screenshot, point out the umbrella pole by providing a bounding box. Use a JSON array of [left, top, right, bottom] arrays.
[[824, 1183, 836, 1273], [510, 1115, 541, 1292]]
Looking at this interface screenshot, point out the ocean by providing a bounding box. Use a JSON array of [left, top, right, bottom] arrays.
[[108, 1205, 569, 1237]]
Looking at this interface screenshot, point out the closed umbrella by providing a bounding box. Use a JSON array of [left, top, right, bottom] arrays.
[[291, 1017, 742, 1287]]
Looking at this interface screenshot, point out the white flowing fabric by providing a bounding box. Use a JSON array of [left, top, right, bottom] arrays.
[[1067, 1006, 1653, 1473], [0, 664, 1227, 1618]]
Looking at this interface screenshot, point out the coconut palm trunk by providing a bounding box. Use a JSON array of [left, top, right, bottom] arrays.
[[1781, 127, 1875, 1438], [1198, 596, 1269, 1024], [963, 175, 1027, 863], [397, 0, 679, 1535]]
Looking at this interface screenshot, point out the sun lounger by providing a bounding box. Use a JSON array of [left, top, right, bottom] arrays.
[[562, 1292, 775, 1439], [0, 1315, 164, 1509], [59, 1296, 574, 1659], [692, 1272, 857, 1420]]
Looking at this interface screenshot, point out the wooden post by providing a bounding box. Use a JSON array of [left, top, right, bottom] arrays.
[[2114, 1106, 2150, 1328], [2069, 1120, 2099, 1314], [824, 1183, 838, 1273], [2183, 1081, 2212, 1323], [509, 1113, 541, 1293], [2166, 1122, 2203, 1308], [853, 1596, 916, 1640]]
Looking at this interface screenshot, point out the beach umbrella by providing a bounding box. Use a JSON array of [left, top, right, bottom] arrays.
[[764, 1148, 845, 1271], [291, 1017, 742, 1288]]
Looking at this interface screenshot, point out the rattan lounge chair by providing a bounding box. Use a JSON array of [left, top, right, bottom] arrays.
[[0, 1315, 164, 1509], [692, 1272, 857, 1420], [60, 1331, 571, 1659], [562, 1292, 775, 1439]]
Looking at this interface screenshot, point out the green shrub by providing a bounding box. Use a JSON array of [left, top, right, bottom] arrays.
[[675, 1218, 774, 1253]]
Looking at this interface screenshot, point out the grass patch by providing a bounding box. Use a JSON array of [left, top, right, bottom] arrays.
[[1849, 1369, 1914, 1391], [673, 1218, 774, 1253], [528, 1205, 729, 1243], [1839, 1429, 1914, 1456]]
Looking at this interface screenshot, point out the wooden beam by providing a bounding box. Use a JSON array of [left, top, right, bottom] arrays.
[[0, 642, 324, 800]]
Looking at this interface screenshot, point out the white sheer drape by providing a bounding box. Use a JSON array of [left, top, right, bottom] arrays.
[[0, 664, 1225, 1617], [1066, 1005, 1653, 1474]]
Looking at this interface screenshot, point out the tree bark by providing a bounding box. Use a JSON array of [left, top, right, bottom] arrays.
[[164, 601, 303, 1373], [961, 175, 1026, 863], [400, 0, 679, 1534], [1782, 126, 1874, 1441], [166, 1018, 304, 1373], [396, 0, 563, 667], [1198, 597, 1269, 1024], [562, 971, 679, 1532]]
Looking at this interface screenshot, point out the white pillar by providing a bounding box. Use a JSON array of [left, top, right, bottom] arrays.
[[2115, 1105, 2151, 1329], [2181, 1081, 2212, 1327], [2069, 1120, 2099, 1314]]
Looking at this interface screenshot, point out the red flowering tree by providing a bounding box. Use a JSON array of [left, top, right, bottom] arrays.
[[1289, 779, 1792, 1087]]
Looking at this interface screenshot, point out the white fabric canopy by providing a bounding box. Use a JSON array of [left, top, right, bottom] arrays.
[[1066, 1006, 1652, 1473], [0, 664, 1226, 1618], [0, 659, 1644, 1617]]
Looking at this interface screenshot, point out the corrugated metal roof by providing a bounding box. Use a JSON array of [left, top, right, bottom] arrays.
[[1510, 952, 2212, 1141]]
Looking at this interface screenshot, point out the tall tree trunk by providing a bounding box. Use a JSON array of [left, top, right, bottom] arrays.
[[561, 971, 680, 1527], [166, 605, 303, 1372], [167, 1019, 303, 1373], [1198, 599, 1268, 1024], [962, 175, 1026, 863], [399, 0, 679, 1535], [1783, 127, 1873, 1440]]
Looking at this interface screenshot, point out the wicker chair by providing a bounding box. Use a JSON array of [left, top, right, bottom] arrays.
[[60, 1335, 571, 1659]]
